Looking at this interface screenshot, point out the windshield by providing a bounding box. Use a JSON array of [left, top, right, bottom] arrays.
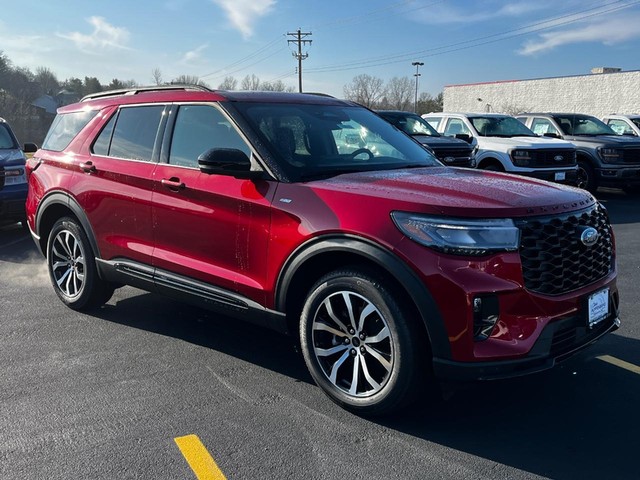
[[469, 116, 537, 137], [235, 103, 441, 181], [379, 112, 440, 137], [0, 123, 19, 149], [631, 118, 640, 130], [552, 114, 616, 136]]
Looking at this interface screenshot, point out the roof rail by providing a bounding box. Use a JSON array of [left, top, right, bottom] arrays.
[[80, 84, 213, 102]]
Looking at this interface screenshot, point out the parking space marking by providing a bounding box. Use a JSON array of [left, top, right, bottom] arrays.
[[597, 355, 640, 375], [174, 434, 227, 480]]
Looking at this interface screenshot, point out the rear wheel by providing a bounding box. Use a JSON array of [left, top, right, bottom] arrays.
[[47, 217, 115, 310], [299, 268, 429, 416]]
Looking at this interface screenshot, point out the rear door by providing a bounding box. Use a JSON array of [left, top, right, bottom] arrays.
[[151, 103, 275, 304], [76, 104, 166, 265]]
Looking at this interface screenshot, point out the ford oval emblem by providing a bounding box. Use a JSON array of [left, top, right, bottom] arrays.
[[580, 226, 599, 247], [444, 156, 455, 163], [554, 155, 564, 162]]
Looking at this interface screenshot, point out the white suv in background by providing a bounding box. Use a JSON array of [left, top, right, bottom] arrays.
[[423, 113, 578, 185], [602, 114, 640, 137]]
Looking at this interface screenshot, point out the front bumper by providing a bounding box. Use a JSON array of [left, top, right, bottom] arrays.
[[519, 168, 579, 185], [432, 303, 620, 381], [0, 184, 28, 224], [597, 166, 640, 186]]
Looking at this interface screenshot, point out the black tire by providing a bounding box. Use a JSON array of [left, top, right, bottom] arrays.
[[576, 161, 597, 193], [46, 217, 115, 310], [482, 163, 503, 172], [299, 268, 428, 416], [623, 185, 639, 195]]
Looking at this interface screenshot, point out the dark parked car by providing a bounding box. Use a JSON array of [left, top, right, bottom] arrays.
[[0, 117, 37, 227], [517, 113, 640, 193], [26, 86, 619, 415], [376, 110, 475, 167]]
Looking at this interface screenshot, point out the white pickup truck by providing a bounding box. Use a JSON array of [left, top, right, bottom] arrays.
[[423, 112, 578, 186]]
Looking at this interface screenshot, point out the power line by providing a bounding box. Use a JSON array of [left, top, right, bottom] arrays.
[[306, 0, 640, 74]]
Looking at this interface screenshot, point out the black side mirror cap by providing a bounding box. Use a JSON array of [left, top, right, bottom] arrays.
[[543, 132, 561, 139], [23, 142, 38, 153], [454, 133, 472, 143], [198, 148, 262, 179]]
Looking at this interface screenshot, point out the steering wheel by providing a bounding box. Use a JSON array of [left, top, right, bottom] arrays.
[[349, 148, 374, 160]]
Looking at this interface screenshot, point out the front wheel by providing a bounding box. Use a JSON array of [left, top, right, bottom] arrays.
[[299, 268, 428, 415], [47, 217, 115, 310], [576, 161, 597, 192]]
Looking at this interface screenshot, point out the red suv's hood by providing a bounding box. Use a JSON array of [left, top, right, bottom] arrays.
[[311, 167, 594, 217]]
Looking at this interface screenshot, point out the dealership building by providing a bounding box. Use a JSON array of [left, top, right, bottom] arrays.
[[442, 68, 640, 118]]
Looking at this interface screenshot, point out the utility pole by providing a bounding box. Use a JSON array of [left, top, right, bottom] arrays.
[[287, 29, 312, 93], [412, 61, 424, 113]]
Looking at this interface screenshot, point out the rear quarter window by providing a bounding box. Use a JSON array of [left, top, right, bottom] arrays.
[[42, 110, 99, 152]]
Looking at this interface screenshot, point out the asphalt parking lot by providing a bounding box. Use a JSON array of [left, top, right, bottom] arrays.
[[1, 188, 638, 480]]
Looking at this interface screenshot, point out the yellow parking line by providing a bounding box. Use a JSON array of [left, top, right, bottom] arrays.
[[174, 434, 227, 480], [597, 355, 640, 375]]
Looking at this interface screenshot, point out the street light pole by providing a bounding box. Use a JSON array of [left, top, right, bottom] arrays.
[[412, 61, 424, 113]]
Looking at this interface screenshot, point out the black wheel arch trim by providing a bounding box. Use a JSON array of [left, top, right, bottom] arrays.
[[275, 234, 452, 358], [35, 191, 101, 259]]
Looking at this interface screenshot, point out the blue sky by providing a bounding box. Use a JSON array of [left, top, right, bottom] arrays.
[[2, 0, 640, 97]]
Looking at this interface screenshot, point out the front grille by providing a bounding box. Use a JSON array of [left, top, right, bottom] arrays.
[[622, 148, 640, 164], [549, 314, 616, 357], [0, 167, 5, 190], [432, 146, 473, 165], [531, 149, 576, 167], [515, 204, 614, 295]]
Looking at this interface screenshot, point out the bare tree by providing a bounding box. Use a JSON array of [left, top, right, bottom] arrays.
[[218, 76, 238, 90], [171, 75, 210, 88], [34, 67, 60, 96], [241, 74, 261, 91], [417, 91, 443, 115], [381, 77, 413, 111], [343, 74, 385, 108], [151, 68, 163, 85], [260, 80, 293, 92]]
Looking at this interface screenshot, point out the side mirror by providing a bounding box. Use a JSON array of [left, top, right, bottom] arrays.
[[454, 133, 472, 143], [198, 148, 262, 179], [23, 142, 38, 153], [543, 132, 561, 139]]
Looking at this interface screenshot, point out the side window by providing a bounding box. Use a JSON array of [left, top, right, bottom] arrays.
[[606, 119, 634, 135], [425, 116, 441, 130], [109, 106, 165, 161], [444, 118, 470, 137], [92, 114, 116, 156], [42, 110, 99, 152], [169, 105, 251, 168], [530, 118, 559, 136]]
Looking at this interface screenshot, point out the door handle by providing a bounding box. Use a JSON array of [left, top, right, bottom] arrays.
[[79, 161, 96, 173], [161, 177, 185, 191]]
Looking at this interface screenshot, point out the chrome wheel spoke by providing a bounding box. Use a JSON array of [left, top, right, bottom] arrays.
[[357, 303, 376, 332], [364, 326, 390, 344], [313, 322, 348, 338], [316, 344, 349, 357], [323, 297, 350, 334], [360, 356, 382, 391], [348, 355, 361, 395], [328, 350, 350, 384], [341, 292, 357, 331], [363, 344, 392, 372]]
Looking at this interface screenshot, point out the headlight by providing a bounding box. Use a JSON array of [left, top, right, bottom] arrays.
[[598, 147, 623, 163], [391, 212, 520, 256], [510, 149, 532, 167]]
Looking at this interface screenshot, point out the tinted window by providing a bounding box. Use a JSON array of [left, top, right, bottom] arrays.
[[109, 106, 165, 161], [169, 105, 251, 168], [552, 115, 615, 136], [606, 119, 634, 135], [425, 116, 442, 130], [0, 123, 18, 149], [42, 110, 99, 152], [469, 116, 536, 137], [92, 114, 116, 156]]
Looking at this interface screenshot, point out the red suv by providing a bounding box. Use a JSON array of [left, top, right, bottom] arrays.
[[26, 86, 620, 415]]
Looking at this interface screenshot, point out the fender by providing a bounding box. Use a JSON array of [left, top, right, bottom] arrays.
[[275, 234, 452, 359], [35, 190, 101, 259]]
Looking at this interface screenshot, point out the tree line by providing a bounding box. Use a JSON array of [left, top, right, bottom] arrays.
[[0, 51, 442, 145]]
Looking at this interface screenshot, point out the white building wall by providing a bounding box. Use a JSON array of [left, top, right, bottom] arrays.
[[443, 71, 640, 118]]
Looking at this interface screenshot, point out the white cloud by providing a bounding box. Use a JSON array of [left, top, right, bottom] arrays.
[[518, 15, 640, 55], [412, 1, 551, 25], [181, 44, 209, 64], [211, 0, 275, 39], [58, 16, 131, 53]]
